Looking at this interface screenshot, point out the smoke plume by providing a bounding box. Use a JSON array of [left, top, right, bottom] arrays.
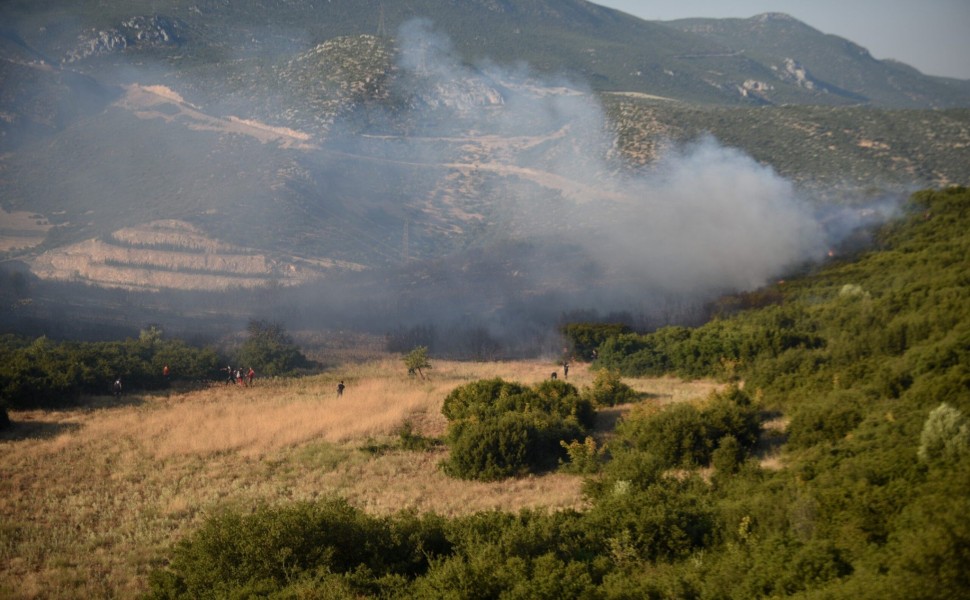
[[325, 19, 832, 339]]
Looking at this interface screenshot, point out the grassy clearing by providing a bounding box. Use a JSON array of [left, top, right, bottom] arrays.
[[0, 357, 718, 599]]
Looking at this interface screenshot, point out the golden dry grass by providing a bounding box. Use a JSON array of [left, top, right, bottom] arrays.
[[0, 358, 717, 599]]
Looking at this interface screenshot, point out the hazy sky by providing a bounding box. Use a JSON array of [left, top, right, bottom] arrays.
[[593, 0, 970, 80]]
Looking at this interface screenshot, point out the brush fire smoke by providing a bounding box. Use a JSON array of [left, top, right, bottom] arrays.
[[1, 17, 901, 354], [297, 19, 846, 349]]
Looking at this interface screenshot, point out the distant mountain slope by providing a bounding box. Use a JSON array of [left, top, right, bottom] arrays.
[[604, 98, 970, 196], [0, 0, 968, 337], [664, 13, 970, 108], [2, 1, 967, 109], [0, 29, 119, 148]]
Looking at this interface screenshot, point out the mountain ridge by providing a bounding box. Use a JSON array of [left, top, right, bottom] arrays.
[[0, 0, 968, 339], [2, 2, 967, 108], [664, 12, 970, 107]]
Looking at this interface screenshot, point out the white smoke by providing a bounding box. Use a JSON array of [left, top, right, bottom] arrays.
[[381, 20, 828, 315]]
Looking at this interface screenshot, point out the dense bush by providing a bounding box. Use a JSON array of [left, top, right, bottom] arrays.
[[148, 499, 452, 599], [0, 332, 220, 408], [582, 368, 639, 407], [596, 312, 824, 381], [610, 386, 761, 469], [559, 322, 632, 360], [444, 412, 541, 480], [441, 378, 594, 480], [235, 319, 313, 376], [587, 476, 716, 562], [787, 390, 867, 448]]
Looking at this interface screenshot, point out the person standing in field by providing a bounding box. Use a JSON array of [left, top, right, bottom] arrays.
[[247, 367, 255, 386], [337, 380, 345, 397]]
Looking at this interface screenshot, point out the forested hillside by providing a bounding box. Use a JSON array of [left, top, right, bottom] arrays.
[[144, 187, 969, 598], [605, 99, 970, 195]]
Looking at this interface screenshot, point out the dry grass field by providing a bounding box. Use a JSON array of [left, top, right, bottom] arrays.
[[0, 357, 720, 599]]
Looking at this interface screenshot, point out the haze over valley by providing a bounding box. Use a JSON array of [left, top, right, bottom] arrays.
[[1, 0, 968, 349], [3, 3, 970, 599]]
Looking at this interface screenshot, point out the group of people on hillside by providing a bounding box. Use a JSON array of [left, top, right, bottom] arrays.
[[113, 359, 572, 399], [222, 365, 256, 387], [112, 363, 261, 397]]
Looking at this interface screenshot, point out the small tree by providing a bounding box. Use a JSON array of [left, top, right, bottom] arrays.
[[404, 346, 432, 379], [918, 403, 970, 464], [582, 368, 639, 407], [236, 320, 311, 377]]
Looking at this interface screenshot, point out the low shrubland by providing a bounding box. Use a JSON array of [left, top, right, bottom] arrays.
[[145, 188, 970, 598], [4, 188, 969, 598]]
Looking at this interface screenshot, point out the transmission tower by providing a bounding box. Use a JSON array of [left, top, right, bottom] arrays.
[[377, 2, 387, 38], [402, 218, 410, 264]]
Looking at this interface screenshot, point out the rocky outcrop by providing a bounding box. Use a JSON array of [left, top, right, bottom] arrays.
[[64, 15, 187, 63], [775, 58, 820, 91]]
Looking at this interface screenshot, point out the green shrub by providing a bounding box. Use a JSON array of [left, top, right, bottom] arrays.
[[147, 499, 452, 599], [559, 436, 607, 474], [704, 534, 853, 599], [148, 500, 372, 597], [236, 319, 313, 377], [917, 402, 970, 464], [583, 368, 639, 407], [441, 378, 532, 421], [588, 477, 715, 562], [711, 434, 742, 475], [559, 322, 632, 360], [530, 379, 596, 430], [441, 378, 593, 480], [885, 461, 970, 599], [787, 391, 866, 449], [701, 386, 761, 454], [444, 412, 539, 480], [617, 402, 709, 467], [610, 387, 760, 469]]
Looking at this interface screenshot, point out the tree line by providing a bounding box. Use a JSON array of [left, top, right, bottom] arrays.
[[0, 319, 312, 415]]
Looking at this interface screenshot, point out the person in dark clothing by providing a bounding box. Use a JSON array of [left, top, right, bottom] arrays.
[[113, 378, 123, 398], [337, 381, 345, 397]]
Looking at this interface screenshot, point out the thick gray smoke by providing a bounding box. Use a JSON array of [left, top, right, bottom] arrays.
[[356, 19, 828, 329], [1, 15, 883, 352]]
